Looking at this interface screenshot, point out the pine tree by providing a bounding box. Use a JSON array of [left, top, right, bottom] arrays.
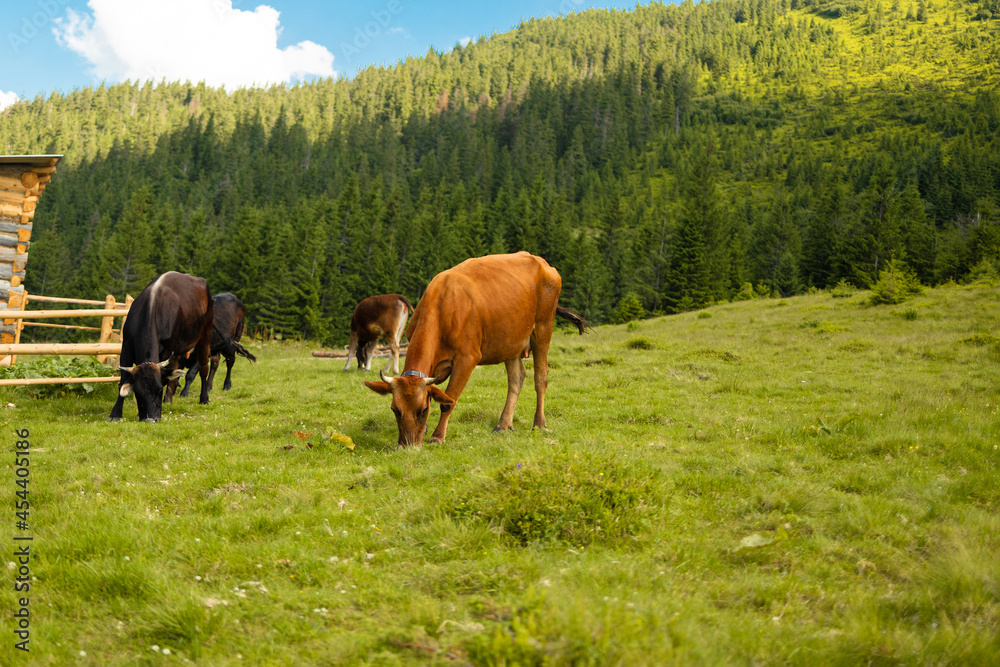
[[101, 187, 157, 299]]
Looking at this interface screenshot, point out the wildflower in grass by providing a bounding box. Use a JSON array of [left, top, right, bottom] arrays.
[[151, 645, 159, 652]]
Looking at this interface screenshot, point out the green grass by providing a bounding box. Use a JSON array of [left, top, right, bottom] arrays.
[[2, 283, 999, 664]]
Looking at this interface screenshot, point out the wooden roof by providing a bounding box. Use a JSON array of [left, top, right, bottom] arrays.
[[0, 155, 63, 166]]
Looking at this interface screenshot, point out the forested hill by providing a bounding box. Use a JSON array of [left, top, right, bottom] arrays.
[[2, 0, 999, 343]]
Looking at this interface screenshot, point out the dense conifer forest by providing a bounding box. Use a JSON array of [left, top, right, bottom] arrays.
[[2, 0, 999, 343]]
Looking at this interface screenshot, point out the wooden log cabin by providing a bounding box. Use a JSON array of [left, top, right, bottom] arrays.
[[0, 155, 61, 366]]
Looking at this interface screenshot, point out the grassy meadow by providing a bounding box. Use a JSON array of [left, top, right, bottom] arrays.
[[2, 282, 999, 665]]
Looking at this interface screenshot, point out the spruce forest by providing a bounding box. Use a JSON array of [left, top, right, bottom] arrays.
[[3, 0, 999, 344]]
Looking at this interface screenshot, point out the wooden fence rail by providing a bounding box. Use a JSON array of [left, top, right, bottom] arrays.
[[0, 293, 132, 385]]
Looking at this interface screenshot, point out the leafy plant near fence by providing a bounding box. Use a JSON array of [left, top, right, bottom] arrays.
[[0, 356, 114, 396]]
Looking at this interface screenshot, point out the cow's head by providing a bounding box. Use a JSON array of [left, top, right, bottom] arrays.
[[356, 339, 378, 369], [118, 360, 186, 422], [364, 369, 455, 446]]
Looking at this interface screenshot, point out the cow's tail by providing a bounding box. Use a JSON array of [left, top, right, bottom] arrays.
[[556, 306, 589, 335], [398, 295, 414, 312], [213, 325, 258, 363]]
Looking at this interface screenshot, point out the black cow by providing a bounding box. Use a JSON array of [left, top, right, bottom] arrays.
[[110, 272, 214, 422], [177, 292, 253, 397]]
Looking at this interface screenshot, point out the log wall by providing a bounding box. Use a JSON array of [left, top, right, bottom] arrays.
[[0, 156, 61, 364]]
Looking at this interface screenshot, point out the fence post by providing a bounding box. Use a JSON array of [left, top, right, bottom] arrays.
[[97, 295, 116, 363], [9, 291, 26, 365]]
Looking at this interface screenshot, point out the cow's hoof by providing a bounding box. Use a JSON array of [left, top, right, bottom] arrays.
[[427, 436, 445, 444], [108, 417, 122, 423], [493, 425, 514, 433], [141, 418, 159, 423], [199, 399, 210, 405]]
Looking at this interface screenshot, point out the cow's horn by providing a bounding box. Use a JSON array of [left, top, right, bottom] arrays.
[[118, 365, 137, 374], [425, 368, 451, 386], [379, 369, 395, 385], [158, 359, 172, 368]]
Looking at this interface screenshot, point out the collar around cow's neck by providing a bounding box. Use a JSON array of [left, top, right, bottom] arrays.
[[401, 370, 427, 379]]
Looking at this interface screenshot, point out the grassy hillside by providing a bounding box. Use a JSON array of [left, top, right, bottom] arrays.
[[2, 282, 998, 664]]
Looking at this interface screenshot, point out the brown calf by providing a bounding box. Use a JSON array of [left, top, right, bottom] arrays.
[[345, 294, 413, 374]]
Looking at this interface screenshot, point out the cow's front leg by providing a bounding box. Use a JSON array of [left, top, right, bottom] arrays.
[[496, 356, 526, 432], [429, 356, 476, 443], [109, 394, 126, 421], [164, 377, 177, 403], [179, 363, 198, 398], [197, 340, 212, 406], [344, 333, 358, 371]]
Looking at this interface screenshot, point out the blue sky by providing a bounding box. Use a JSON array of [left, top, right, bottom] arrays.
[[2, 0, 641, 108]]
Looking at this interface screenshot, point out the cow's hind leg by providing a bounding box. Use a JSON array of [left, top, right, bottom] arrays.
[[207, 353, 221, 392], [388, 311, 408, 375], [496, 356, 527, 432], [529, 326, 552, 430], [222, 353, 235, 390]]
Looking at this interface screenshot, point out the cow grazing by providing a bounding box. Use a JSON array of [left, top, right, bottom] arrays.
[[177, 292, 255, 398], [344, 294, 413, 374], [109, 272, 214, 422], [363, 252, 587, 446]]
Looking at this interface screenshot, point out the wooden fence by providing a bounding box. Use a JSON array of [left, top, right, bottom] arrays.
[[0, 293, 132, 386]]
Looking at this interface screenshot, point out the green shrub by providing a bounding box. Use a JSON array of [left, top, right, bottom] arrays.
[[690, 348, 741, 363], [624, 336, 657, 350], [448, 451, 659, 547], [900, 308, 919, 321], [733, 282, 773, 301], [697, 311, 712, 319], [612, 292, 646, 325], [818, 320, 850, 333], [839, 340, 874, 352], [830, 278, 858, 298], [967, 258, 1000, 286], [868, 259, 923, 305], [960, 333, 999, 347]]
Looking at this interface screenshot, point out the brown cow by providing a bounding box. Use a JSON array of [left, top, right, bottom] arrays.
[[363, 252, 586, 446], [344, 294, 413, 374]]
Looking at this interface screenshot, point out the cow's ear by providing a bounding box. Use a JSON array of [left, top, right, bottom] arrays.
[[119, 383, 133, 397], [363, 380, 392, 396], [427, 386, 455, 407], [167, 369, 186, 381]]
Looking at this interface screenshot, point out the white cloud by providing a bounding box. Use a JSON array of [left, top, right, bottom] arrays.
[[458, 36, 472, 47], [53, 0, 335, 90], [0, 90, 20, 112]]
